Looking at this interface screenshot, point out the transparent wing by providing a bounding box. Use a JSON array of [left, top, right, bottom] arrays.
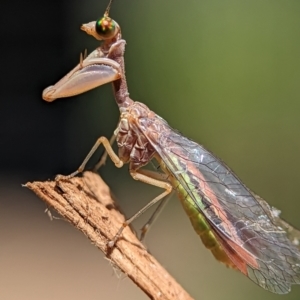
[[142, 115, 300, 294]]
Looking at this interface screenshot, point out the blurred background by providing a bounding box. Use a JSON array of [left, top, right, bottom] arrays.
[[1, 0, 300, 299]]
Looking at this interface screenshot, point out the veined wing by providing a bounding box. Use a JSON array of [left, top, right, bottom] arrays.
[[141, 114, 300, 294], [255, 194, 300, 250]]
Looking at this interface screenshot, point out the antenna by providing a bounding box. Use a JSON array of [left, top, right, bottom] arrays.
[[104, 0, 114, 17]]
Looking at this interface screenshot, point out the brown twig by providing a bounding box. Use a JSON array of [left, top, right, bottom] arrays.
[[25, 171, 193, 300]]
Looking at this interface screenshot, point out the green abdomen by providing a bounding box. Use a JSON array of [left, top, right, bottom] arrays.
[[171, 177, 233, 267]]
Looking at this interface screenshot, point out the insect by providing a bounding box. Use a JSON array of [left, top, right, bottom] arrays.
[[42, 0, 300, 294]]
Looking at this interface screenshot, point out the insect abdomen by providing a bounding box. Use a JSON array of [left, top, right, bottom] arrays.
[[173, 179, 234, 267]]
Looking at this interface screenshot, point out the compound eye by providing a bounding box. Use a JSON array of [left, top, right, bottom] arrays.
[[95, 16, 117, 39]]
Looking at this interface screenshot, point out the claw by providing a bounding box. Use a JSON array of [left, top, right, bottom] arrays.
[[42, 50, 121, 102]]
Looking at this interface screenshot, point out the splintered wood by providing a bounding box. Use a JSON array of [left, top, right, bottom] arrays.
[[26, 171, 193, 300]]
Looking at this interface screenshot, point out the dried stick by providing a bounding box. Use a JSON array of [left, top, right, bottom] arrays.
[[25, 171, 193, 300]]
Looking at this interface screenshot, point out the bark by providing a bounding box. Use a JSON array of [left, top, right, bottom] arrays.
[[25, 171, 193, 300]]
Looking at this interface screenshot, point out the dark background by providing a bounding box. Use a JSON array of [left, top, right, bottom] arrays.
[[1, 0, 300, 299]]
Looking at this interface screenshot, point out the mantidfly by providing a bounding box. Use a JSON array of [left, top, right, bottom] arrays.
[[42, 0, 300, 294]]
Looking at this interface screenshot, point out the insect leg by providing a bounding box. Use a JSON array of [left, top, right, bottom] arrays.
[[56, 136, 123, 180], [108, 168, 173, 248], [135, 169, 173, 241], [140, 195, 172, 242], [93, 133, 117, 171]]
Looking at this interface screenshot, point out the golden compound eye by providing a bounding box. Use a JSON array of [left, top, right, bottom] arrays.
[[95, 16, 117, 39]]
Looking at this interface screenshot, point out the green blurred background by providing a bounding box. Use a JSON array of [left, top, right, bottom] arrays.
[[1, 0, 300, 299]]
